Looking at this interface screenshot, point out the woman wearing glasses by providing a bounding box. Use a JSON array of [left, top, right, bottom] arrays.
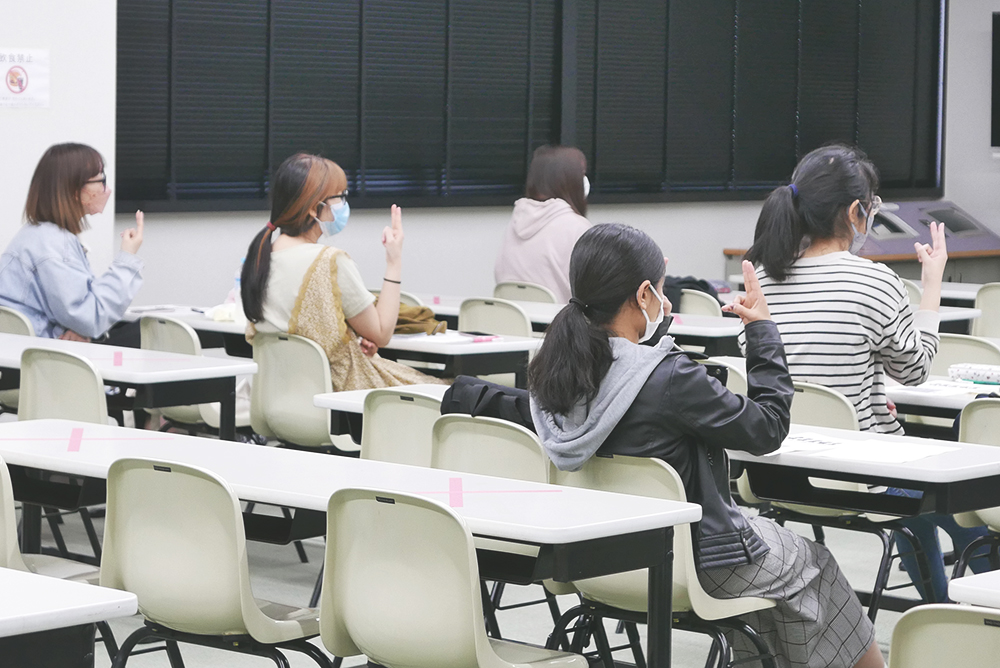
[[0, 143, 144, 342], [741, 143, 987, 603], [240, 152, 441, 390]]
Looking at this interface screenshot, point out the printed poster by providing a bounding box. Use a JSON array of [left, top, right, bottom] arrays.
[[0, 48, 49, 108]]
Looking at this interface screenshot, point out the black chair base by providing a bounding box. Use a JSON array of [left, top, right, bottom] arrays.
[[953, 531, 1000, 579]]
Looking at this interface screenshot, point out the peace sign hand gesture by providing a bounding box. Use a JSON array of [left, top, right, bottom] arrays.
[[721, 260, 772, 324]]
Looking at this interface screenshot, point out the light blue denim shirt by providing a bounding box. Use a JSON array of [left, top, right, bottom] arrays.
[[0, 222, 143, 338]]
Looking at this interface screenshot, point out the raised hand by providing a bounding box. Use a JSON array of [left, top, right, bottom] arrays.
[[914, 221, 948, 283], [381, 204, 404, 265], [121, 210, 144, 254], [721, 260, 772, 324]]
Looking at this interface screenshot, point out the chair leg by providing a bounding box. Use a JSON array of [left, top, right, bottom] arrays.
[[79, 506, 103, 560], [490, 581, 506, 610], [112, 627, 158, 668], [811, 524, 826, 545], [96, 621, 119, 661], [310, 565, 324, 608], [953, 534, 1000, 579], [278, 638, 337, 668], [480, 580, 502, 638], [546, 603, 587, 652], [42, 506, 69, 557], [164, 640, 185, 668], [718, 618, 777, 668], [280, 507, 309, 563], [623, 621, 646, 668], [589, 615, 617, 668], [544, 586, 563, 627], [866, 529, 894, 622]]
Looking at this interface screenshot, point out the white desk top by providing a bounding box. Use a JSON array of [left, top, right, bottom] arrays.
[[0, 567, 137, 637], [729, 424, 1000, 484], [0, 420, 700, 544], [939, 305, 982, 322], [126, 306, 245, 335], [915, 281, 984, 302], [314, 384, 450, 412], [385, 332, 541, 355], [886, 376, 986, 412], [0, 332, 256, 383], [949, 570, 1000, 608]]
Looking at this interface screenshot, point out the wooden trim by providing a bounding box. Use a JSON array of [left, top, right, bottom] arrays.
[[723, 248, 1000, 261]]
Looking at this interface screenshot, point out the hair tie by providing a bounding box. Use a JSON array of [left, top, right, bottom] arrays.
[[569, 297, 590, 314], [266, 221, 276, 231], [788, 183, 799, 199]]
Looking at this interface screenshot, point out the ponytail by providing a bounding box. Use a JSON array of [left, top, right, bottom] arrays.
[[529, 223, 665, 416], [744, 144, 879, 282], [241, 225, 274, 323]]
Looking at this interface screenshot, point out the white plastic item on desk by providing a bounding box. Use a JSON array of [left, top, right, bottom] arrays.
[[948, 363, 1000, 384]]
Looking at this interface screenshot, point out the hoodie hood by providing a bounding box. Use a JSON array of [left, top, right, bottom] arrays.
[[510, 197, 582, 240], [530, 335, 674, 471]]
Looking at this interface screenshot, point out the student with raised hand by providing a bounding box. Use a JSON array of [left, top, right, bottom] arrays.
[[0, 143, 144, 344], [741, 143, 987, 603], [240, 152, 443, 390], [530, 224, 882, 668], [494, 145, 591, 302]]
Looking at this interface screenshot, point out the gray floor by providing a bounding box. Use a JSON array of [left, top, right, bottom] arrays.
[[29, 502, 929, 667]]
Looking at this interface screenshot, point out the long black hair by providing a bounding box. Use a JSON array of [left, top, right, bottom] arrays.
[[528, 223, 665, 416], [744, 144, 879, 281]]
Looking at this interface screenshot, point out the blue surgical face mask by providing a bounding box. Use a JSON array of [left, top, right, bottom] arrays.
[[318, 200, 350, 236], [850, 197, 879, 255]]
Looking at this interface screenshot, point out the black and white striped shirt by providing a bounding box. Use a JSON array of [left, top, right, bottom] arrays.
[[740, 251, 940, 434]]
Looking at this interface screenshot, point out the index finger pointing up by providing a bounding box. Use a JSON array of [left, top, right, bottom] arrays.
[[741, 259, 761, 295], [391, 204, 402, 230], [135, 210, 144, 232]]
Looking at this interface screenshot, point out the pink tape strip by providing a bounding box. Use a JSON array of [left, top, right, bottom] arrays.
[[67, 427, 83, 452], [113, 351, 123, 366], [449, 477, 464, 508]]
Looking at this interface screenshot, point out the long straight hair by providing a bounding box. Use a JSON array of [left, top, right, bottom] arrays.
[[241, 153, 347, 323], [529, 223, 665, 416], [525, 145, 588, 217], [744, 144, 879, 281], [24, 143, 104, 235]]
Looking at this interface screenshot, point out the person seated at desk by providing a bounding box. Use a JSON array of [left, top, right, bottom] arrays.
[[494, 145, 591, 302], [0, 143, 145, 344], [742, 144, 990, 602], [529, 224, 882, 668], [241, 153, 443, 391]]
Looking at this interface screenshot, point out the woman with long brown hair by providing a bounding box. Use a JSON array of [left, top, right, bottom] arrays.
[[241, 152, 441, 390], [0, 143, 144, 342]]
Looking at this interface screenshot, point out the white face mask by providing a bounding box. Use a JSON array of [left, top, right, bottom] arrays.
[[583, 175, 590, 198], [638, 285, 665, 343], [850, 196, 880, 256]]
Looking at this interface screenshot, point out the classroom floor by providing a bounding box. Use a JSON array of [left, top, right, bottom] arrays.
[[32, 499, 927, 667]]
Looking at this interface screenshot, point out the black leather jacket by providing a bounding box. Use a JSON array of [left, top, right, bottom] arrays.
[[598, 320, 793, 570]]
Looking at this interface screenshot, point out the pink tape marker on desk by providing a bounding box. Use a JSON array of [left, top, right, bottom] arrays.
[[449, 477, 464, 508], [471, 335, 499, 343], [113, 351, 123, 366], [433, 295, 441, 305], [67, 427, 84, 452]]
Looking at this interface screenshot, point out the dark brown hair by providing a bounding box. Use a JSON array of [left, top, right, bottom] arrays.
[[241, 153, 348, 322], [525, 145, 588, 217], [24, 143, 105, 235]]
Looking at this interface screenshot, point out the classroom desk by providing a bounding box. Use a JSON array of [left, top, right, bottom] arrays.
[[948, 570, 1000, 608], [0, 332, 255, 441], [125, 306, 249, 357], [886, 376, 985, 421], [0, 419, 701, 668], [727, 276, 983, 305], [0, 566, 137, 667], [314, 383, 449, 439]]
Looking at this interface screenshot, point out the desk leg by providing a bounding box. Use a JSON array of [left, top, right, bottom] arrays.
[[646, 527, 674, 668], [219, 376, 237, 441], [21, 503, 42, 553]]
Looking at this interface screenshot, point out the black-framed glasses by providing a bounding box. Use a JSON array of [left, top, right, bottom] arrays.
[[325, 190, 349, 204], [85, 175, 108, 191]]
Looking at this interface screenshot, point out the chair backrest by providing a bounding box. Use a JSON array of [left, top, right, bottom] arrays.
[[0, 307, 34, 336], [361, 388, 443, 466], [973, 283, 1000, 338], [679, 289, 723, 317], [957, 397, 1000, 528], [790, 381, 859, 430], [458, 298, 532, 338], [493, 282, 558, 304], [704, 357, 748, 395], [101, 458, 263, 637], [551, 454, 772, 619], [250, 332, 333, 446], [900, 278, 923, 305], [140, 316, 205, 425], [931, 334, 1000, 377], [370, 289, 425, 308], [888, 603, 1000, 667], [431, 414, 549, 483], [18, 348, 108, 423], [0, 455, 29, 571], [320, 488, 493, 667]]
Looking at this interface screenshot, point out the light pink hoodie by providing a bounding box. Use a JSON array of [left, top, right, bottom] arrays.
[[494, 198, 591, 303]]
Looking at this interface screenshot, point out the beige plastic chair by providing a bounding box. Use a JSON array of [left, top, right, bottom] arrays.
[[360, 387, 443, 467], [101, 457, 335, 667], [888, 604, 1000, 667], [930, 334, 1000, 376], [679, 289, 723, 317], [370, 288, 425, 307], [431, 414, 551, 483], [900, 278, 923, 305], [950, 398, 1000, 575], [140, 316, 251, 431], [458, 298, 533, 338], [551, 455, 775, 667], [251, 332, 356, 453], [319, 487, 587, 668], [493, 281, 558, 304], [972, 283, 1000, 338], [18, 348, 108, 424], [0, 306, 33, 412]]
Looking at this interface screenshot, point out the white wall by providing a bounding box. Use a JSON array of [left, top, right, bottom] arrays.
[[119, 0, 1000, 307], [0, 0, 117, 274]]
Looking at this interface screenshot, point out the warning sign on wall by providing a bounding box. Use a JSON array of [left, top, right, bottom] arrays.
[[0, 49, 49, 108]]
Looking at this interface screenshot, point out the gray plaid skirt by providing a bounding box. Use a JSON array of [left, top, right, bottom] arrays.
[[697, 514, 875, 668]]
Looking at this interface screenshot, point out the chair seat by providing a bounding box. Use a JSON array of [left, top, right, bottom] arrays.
[[21, 554, 100, 584], [489, 637, 589, 668], [252, 599, 320, 643]]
